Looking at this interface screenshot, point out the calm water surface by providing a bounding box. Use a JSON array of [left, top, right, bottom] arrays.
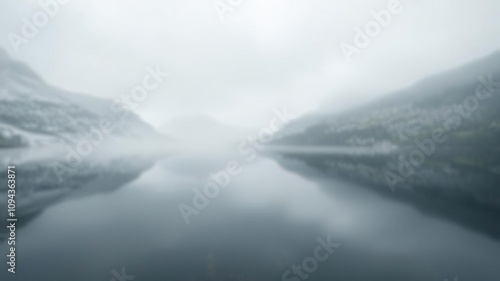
[[1, 152, 500, 281]]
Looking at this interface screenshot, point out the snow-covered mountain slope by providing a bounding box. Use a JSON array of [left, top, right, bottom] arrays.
[[0, 49, 159, 148]]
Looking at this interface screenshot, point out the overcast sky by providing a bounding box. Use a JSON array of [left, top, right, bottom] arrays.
[[1, 0, 500, 128]]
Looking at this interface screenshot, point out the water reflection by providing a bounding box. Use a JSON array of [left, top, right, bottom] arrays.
[[0, 148, 157, 233], [0, 153, 500, 281], [269, 147, 500, 241]]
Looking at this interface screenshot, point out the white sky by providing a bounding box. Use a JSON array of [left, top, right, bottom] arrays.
[[1, 0, 500, 128]]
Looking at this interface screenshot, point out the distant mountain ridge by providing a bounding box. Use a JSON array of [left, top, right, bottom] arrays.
[[159, 114, 254, 149]]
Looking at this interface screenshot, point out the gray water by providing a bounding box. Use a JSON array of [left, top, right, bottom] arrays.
[[1, 152, 500, 281]]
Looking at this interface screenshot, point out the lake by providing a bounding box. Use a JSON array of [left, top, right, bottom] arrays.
[[1, 150, 499, 281]]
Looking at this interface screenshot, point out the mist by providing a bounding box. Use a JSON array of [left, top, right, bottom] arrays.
[[1, 0, 500, 129], [2, 1, 500, 281]]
